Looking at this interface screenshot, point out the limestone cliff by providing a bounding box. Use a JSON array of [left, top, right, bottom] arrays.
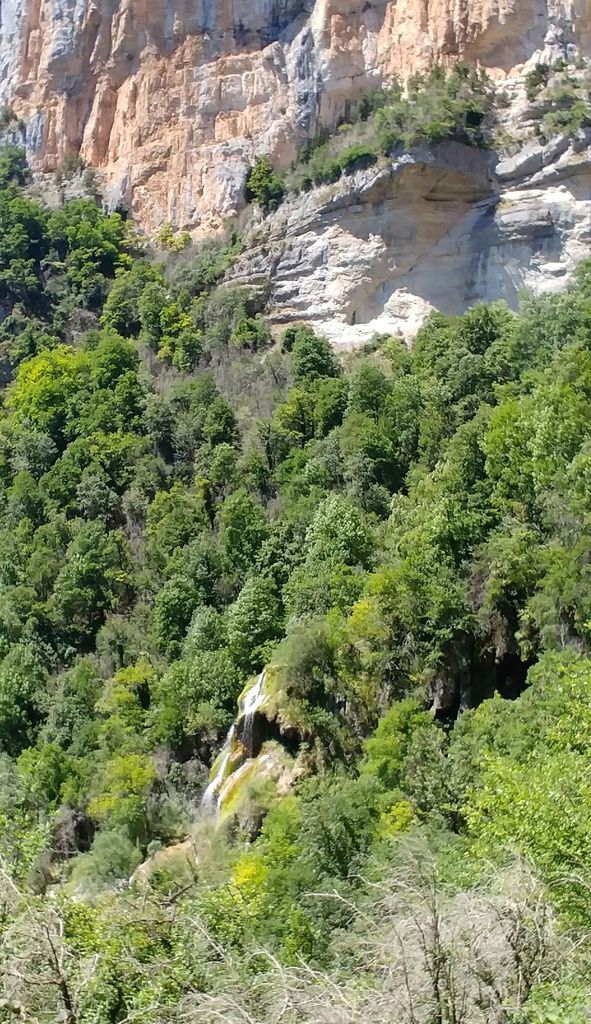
[[1, 0, 590, 233], [1, 1, 591, 342], [228, 131, 591, 344]]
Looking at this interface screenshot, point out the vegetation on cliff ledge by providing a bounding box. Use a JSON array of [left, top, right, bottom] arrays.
[[245, 57, 591, 213], [243, 64, 496, 204]]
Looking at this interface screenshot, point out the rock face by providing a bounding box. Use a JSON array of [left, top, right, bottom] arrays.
[[229, 131, 591, 344], [1, 1, 591, 340], [1, 0, 590, 234]]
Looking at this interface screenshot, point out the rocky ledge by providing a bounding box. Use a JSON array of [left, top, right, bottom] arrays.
[[229, 131, 591, 345]]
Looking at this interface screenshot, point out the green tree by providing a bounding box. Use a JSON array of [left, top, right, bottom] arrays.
[[360, 698, 432, 792], [89, 751, 156, 842], [346, 361, 392, 417], [152, 574, 209, 659], [50, 522, 133, 645], [152, 649, 240, 744], [0, 644, 48, 756], [292, 329, 340, 384], [245, 157, 286, 211], [0, 146, 29, 188], [42, 658, 102, 753], [227, 575, 283, 672], [7, 346, 91, 446], [101, 261, 160, 336], [146, 483, 208, 570], [219, 487, 268, 576]]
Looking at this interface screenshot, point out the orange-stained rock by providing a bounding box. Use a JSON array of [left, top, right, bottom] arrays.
[[1, 0, 589, 233]]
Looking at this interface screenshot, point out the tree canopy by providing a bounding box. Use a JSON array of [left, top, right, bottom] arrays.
[[1, 142, 591, 1021]]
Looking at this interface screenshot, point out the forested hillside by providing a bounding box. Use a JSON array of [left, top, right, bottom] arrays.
[[2, 143, 591, 1021]]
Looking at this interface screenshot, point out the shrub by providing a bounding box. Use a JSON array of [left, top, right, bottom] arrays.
[[245, 157, 286, 212], [338, 144, 378, 174], [156, 223, 192, 252], [0, 106, 18, 130], [0, 145, 29, 188], [289, 64, 495, 193], [82, 167, 100, 197], [525, 63, 551, 101], [173, 232, 242, 294], [543, 96, 591, 137], [70, 828, 143, 888], [292, 329, 340, 383], [56, 152, 86, 180], [231, 315, 271, 351]]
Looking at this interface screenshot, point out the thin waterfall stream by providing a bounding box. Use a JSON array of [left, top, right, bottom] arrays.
[[201, 669, 267, 814], [201, 726, 236, 811]]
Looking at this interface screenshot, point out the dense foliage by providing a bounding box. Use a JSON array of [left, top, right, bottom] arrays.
[[245, 157, 287, 212], [3, 147, 591, 1020]]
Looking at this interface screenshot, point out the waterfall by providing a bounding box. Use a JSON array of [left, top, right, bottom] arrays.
[[201, 726, 235, 811], [240, 668, 266, 757], [201, 669, 267, 814]]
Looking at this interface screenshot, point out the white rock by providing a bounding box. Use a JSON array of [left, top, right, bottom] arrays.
[[232, 135, 591, 344]]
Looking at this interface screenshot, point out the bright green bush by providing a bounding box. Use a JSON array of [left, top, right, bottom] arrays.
[[245, 156, 286, 211]]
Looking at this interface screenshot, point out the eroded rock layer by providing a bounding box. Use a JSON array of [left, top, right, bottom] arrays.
[[229, 133, 591, 344]]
